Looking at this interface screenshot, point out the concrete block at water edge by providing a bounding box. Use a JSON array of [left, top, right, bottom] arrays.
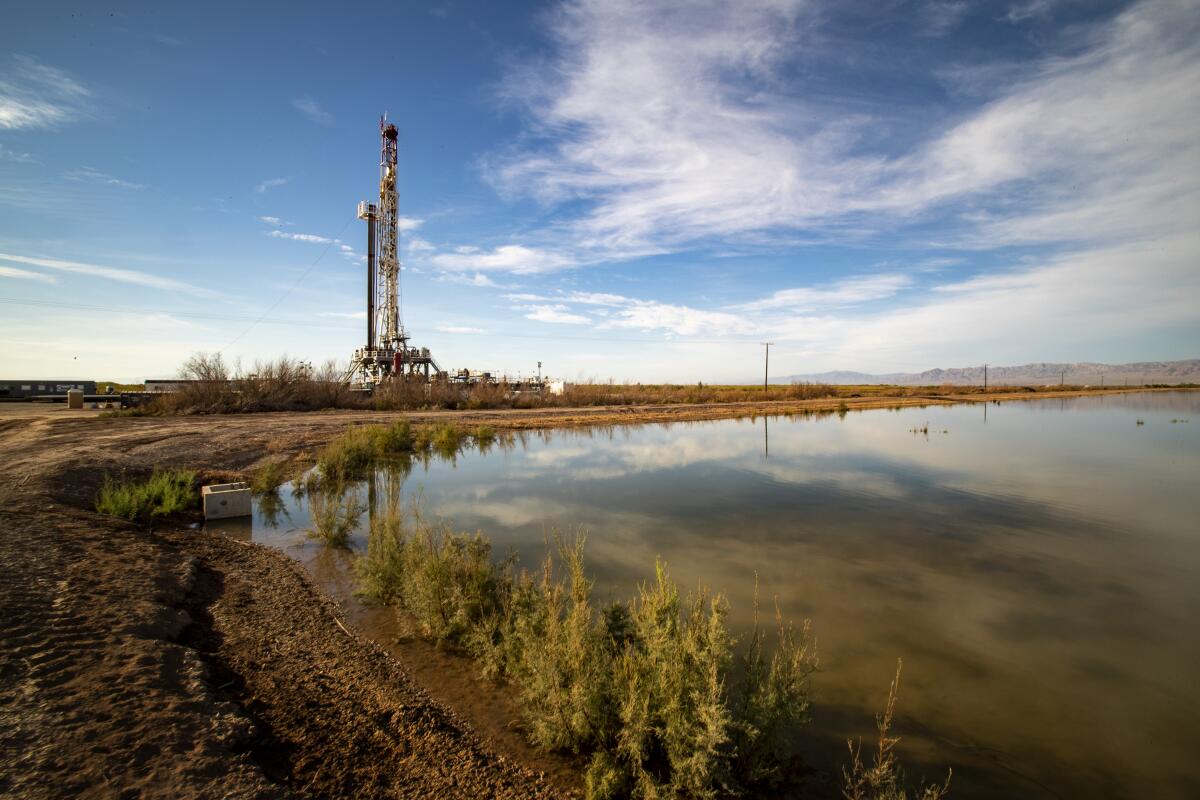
[[202, 482, 252, 520], [67, 389, 84, 409]]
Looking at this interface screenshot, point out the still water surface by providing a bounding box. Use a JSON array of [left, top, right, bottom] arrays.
[[219, 392, 1200, 799]]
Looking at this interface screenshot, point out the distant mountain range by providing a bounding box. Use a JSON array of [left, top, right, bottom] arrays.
[[773, 359, 1200, 386]]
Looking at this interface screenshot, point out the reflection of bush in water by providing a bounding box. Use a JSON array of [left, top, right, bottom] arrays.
[[357, 499, 946, 798], [315, 420, 511, 481], [256, 489, 288, 528]]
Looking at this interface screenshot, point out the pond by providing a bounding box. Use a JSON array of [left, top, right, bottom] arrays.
[[211, 391, 1200, 799]]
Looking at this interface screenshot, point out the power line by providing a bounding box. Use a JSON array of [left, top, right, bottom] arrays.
[[217, 215, 357, 353]]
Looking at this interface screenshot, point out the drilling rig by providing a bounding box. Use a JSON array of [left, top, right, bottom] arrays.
[[347, 117, 441, 387]]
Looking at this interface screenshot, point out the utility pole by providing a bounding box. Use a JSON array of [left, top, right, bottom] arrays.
[[984, 363, 988, 391], [1061, 369, 1065, 386], [761, 342, 773, 392], [537, 361, 542, 383]]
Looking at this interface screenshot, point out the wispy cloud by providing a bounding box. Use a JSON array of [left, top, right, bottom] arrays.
[[471, 0, 1198, 273], [398, 217, 425, 232], [431, 244, 574, 274], [1003, 0, 1057, 24], [437, 325, 487, 335], [0, 55, 89, 130], [255, 177, 289, 193], [258, 215, 291, 226], [268, 230, 332, 244], [292, 96, 334, 126], [0, 265, 57, 284], [439, 271, 504, 288], [737, 274, 912, 312], [0, 144, 36, 163], [64, 167, 146, 190], [920, 1, 971, 36], [509, 289, 758, 336], [0, 252, 219, 297], [522, 304, 591, 325]]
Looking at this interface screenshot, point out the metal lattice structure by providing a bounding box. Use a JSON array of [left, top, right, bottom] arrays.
[[377, 120, 401, 350], [347, 117, 440, 387]]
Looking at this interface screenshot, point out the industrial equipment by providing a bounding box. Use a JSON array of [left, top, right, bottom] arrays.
[[346, 117, 441, 386]]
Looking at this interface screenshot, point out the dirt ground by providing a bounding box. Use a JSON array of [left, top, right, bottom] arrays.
[[0, 387, 1186, 798]]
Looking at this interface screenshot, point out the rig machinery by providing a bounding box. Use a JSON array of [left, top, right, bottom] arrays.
[[347, 117, 441, 387]]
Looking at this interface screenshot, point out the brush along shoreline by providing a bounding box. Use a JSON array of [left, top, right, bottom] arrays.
[[1, 390, 1188, 797]]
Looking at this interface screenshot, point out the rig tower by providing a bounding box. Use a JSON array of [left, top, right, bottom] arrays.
[[347, 117, 440, 386]]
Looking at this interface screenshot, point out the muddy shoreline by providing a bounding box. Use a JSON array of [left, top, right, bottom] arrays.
[[1, 388, 1190, 797]]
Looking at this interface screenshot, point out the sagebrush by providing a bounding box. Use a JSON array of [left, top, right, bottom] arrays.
[[95, 469, 197, 521]]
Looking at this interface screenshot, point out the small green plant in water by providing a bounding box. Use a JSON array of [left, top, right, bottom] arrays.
[[306, 483, 365, 547], [95, 469, 197, 521]]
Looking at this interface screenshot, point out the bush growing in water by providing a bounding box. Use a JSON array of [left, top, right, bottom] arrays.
[[356, 502, 821, 798], [95, 469, 197, 521], [306, 482, 365, 547]]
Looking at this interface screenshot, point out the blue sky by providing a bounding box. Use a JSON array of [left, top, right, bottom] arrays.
[[1, 0, 1197, 382]]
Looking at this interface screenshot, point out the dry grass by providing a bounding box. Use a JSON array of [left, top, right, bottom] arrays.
[[843, 660, 952, 800]]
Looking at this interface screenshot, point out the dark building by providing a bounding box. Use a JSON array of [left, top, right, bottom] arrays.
[[0, 380, 97, 398]]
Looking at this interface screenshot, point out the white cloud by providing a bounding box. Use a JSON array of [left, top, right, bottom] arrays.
[[268, 230, 332, 244], [0, 265, 57, 283], [523, 304, 592, 325], [258, 215, 291, 226], [292, 96, 334, 126], [256, 177, 289, 193], [0, 55, 89, 130], [440, 272, 502, 288], [431, 244, 574, 274], [64, 167, 146, 190], [398, 217, 424, 232], [508, 289, 758, 337], [0, 252, 219, 298], [437, 325, 487, 335], [738, 274, 912, 312]]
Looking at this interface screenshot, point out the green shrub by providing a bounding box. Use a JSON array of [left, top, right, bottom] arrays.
[[250, 459, 288, 494], [306, 482, 364, 547], [317, 420, 415, 481], [356, 506, 824, 799], [95, 469, 197, 521]]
